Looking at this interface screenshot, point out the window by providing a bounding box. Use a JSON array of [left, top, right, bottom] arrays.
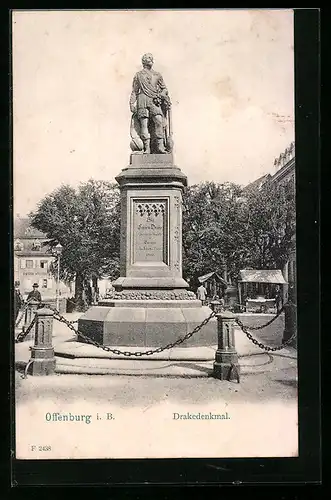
[[14, 240, 23, 251], [32, 240, 41, 251], [42, 279, 48, 288], [40, 260, 48, 270], [26, 260, 33, 269]]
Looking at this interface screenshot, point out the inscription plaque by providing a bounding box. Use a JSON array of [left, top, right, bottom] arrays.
[[133, 200, 168, 264]]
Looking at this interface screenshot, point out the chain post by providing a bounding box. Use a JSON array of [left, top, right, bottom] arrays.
[[210, 300, 222, 314], [213, 311, 240, 383], [22, 300, 39, 340], [27, 307, 56, 376]]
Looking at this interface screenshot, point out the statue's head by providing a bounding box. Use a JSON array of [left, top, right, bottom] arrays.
[[142, 53, 154, 68]]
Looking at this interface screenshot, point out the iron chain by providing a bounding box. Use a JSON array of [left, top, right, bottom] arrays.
[[236, 302, 287, 331], [41, 302, 79, 324], [15, 309, 26, 328], [235, 317, 297, 352], [15, 316, 37, 343], [15, 298, 35, 328], [45, 304, 217, 356]]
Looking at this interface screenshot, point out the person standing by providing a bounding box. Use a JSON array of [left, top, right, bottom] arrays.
[[27, 283, 42, 303], [197, 284, 207, 306], [14, 281, 23, 320], [275, 285, 283, 313]]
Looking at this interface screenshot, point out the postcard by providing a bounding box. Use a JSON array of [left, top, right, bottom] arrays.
[[12, 9, 300, 462]]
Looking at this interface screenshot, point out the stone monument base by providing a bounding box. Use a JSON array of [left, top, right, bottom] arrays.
[[78, 300, 217, 348], [79, 150, 218, 349]]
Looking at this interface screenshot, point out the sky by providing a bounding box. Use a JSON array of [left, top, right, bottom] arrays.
[[12, 9, 294, 217]]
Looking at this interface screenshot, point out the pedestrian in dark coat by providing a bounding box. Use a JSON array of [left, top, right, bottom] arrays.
[[27, 283, 42, 303], [14, 284, 23, 320]]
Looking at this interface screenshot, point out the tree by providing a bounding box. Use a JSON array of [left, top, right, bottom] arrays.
[[244, 177, 296, 271], [182, 181, 251, 287], [30, 179, 121, 310], [182, 178, 296, 288], [30, 176, 295, 309]]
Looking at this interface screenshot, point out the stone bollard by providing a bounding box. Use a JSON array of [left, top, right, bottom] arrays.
[[213, 311, 240, 382], [22, 300, 39, 339], [27, 307, 56, 376], [282, 301, 297, 348]]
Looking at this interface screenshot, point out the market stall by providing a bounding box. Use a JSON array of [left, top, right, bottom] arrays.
[[238, 269, 287, 313], [197, 271, 227, 300]]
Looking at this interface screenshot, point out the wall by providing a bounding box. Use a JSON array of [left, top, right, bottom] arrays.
[[15, 253, 72, 298]]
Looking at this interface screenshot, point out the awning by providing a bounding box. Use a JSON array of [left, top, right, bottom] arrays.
[[239, 269, 287, 284], [198, 271, 227, 285]]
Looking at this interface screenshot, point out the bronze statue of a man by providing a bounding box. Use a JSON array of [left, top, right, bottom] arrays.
[[129, 53, 172, 154]]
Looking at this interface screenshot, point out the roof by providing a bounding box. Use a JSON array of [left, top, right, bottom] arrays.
[[198, 271, 227, 285], [14, 217, 46, 239], [239, 269, 287, 284], [14, 217, 50, 253], [243, 174, 271, 194], [269, 157, 295, 185]]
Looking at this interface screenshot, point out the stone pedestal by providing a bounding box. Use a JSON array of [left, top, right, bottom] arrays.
[[28, 308, 56, 376], [213, 311, 240, 382], [114, 153, 188, 290], [23, 300, 39, 340], [78, 153, 217, 347]]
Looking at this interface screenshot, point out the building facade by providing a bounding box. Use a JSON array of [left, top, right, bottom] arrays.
[[13, 217, 72, 300], [269, 142, 296, 302], [242, 142, 296, 303], [270, 141, 295, 186]]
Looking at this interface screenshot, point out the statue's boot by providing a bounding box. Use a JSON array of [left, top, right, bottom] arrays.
[[143, 138, 151, 154], [156, 138, 166, 154]]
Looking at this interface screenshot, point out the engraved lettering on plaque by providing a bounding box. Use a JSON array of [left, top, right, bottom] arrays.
[[133, 201, 168, 263]]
